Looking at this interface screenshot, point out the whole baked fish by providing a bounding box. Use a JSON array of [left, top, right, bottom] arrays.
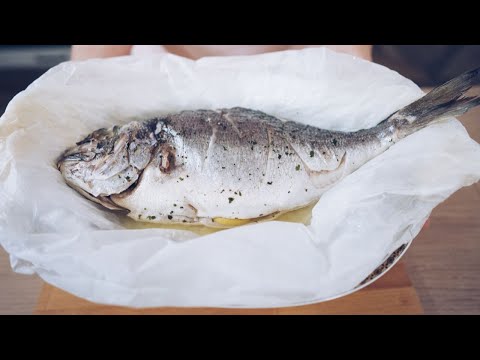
[[58, 68, 480, 227]]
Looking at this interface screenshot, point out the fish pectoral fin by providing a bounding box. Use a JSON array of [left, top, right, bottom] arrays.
[[315, 151, 347, 175], [310, 151, 347, 189]]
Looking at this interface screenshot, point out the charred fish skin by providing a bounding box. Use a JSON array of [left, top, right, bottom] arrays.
[[57, 67, 480, 227]]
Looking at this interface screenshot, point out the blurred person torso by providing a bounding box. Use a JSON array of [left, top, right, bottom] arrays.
[[131, 45, 368, 59]]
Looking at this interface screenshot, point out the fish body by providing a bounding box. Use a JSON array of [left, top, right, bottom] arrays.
[[58, 67, 480, 227]]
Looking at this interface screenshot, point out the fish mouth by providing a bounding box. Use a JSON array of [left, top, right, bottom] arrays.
[[56, 150, 87, 170]]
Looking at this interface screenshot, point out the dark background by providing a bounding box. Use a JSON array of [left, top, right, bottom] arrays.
[[1, 45, 479, 115]]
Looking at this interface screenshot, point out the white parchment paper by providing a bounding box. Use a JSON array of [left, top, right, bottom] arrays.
[[1, 48, 479, 308]]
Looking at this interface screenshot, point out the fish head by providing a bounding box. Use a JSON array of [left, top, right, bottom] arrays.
[[57, 121, 158, 210]]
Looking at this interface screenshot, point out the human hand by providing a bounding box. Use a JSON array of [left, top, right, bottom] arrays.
[[289, 45, 373, 61], [323, 45, 372, 61]]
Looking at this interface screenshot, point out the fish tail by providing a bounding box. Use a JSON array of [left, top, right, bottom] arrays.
[[387, 66, 480, 137]]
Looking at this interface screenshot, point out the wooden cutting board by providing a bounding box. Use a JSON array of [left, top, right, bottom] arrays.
[[35, 261, 423, 314]]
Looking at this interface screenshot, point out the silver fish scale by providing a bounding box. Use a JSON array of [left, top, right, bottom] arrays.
[[158, 109, 316, 219], [223, 108, 350, 173]]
